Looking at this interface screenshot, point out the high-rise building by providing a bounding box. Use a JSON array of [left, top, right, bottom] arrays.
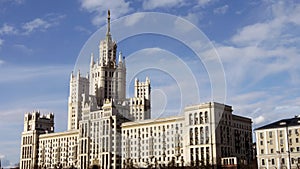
[[255, 116, 300, 169], [19, 10, 252, 169]]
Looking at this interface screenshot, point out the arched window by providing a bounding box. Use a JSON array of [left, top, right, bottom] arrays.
[[195, 127, 199, 145], [204, 111, 208, 123], [200, 127, 204, 144], [189, 114, 193, 125], [190, 128, 193, 145], [205, 126, 209, 144], [194, 113, 198, 125], [200, 112, 203, 124]]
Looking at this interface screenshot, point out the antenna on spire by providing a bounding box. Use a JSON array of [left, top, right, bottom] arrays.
[[106, 9, 111, 36]]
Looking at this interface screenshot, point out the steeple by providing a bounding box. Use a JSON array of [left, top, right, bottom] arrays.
[[106, 10, 111, 37]]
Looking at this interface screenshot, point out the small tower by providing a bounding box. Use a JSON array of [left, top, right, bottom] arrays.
[[130, 77, 151, 120], [90, 53, 95, 67], [68, 70, 89, 130], [116, 51, 126, 100], [20, 111, 54, 169]]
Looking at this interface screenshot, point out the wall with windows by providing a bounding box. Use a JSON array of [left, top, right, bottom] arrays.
[[256, 119, 300, 169], [121, 116, 185, 168]]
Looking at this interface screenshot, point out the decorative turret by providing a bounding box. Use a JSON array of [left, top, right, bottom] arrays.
[[70, 71, 74, 79], [77, 69, 81, 79], [90, 53, 95, 67], [118, 51, 123, 63]]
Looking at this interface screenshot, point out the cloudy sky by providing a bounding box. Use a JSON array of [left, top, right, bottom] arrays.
[[1, 0, 300, 167]]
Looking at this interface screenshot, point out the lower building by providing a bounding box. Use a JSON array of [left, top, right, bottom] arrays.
[[121, 116, 185, 168], [255, 116, 300, 169], [38, 130, 79, 168], [121, 102, 253, 168]]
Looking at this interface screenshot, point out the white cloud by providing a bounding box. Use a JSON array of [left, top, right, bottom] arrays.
[[183, 12, 203, 26], [215, 1, 300, 129], [0, 64, 71, 83], [215, 2, 300, 88], [0, 23, 17, 35], [75, 26, 92, 35], [124, 13, 145, 27], [231, 21, 277, 46], [22, 18, 51, 34], [13, 44, 33, 55], [0, 0, 24, 4], [79, 0, 131, 26], [254, 115, 265, 125], [213, 5, 229, 14], [197, 0, 214, 7], [22, 14, 65, 34], [143, 0, 185, 10], [231, 2, 300, 46]]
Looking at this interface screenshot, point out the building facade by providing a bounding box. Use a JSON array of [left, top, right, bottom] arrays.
[[20, 10, 253, 169], [255, 116, 300, 169], [38, 130, 79, 168], [121, 102, 252, 168]]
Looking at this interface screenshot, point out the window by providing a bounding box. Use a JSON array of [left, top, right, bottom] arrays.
[[270, 149, 274, 153], [282, 158, 285, 164], [261, 149, 264, 154], [260, 141, 263, 145], [262, 159, 265, 165], [271, 159, 275, 165], [296, 138, 299, 143], [269, 131, 273, 138], [269, 140, 273, 145], [260, 133, 264, 139]]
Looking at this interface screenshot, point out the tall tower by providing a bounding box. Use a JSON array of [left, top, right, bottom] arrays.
[[89, 10, 126, 106]]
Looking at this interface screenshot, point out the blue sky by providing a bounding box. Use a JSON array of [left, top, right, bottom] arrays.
[[1, 0, 300, 167]]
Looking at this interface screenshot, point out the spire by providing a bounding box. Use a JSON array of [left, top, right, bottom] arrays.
[[70, 71, 74, 79], [106, 10, 111, 37]]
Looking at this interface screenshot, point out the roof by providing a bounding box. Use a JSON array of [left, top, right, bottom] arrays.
[[255, 116, 300, 130]]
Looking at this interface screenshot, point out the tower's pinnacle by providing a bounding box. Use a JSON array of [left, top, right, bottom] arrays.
[[106, 10, 111, 37]]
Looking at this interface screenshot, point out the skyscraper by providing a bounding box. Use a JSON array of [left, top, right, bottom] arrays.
[[19, 10, 252, 169]]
